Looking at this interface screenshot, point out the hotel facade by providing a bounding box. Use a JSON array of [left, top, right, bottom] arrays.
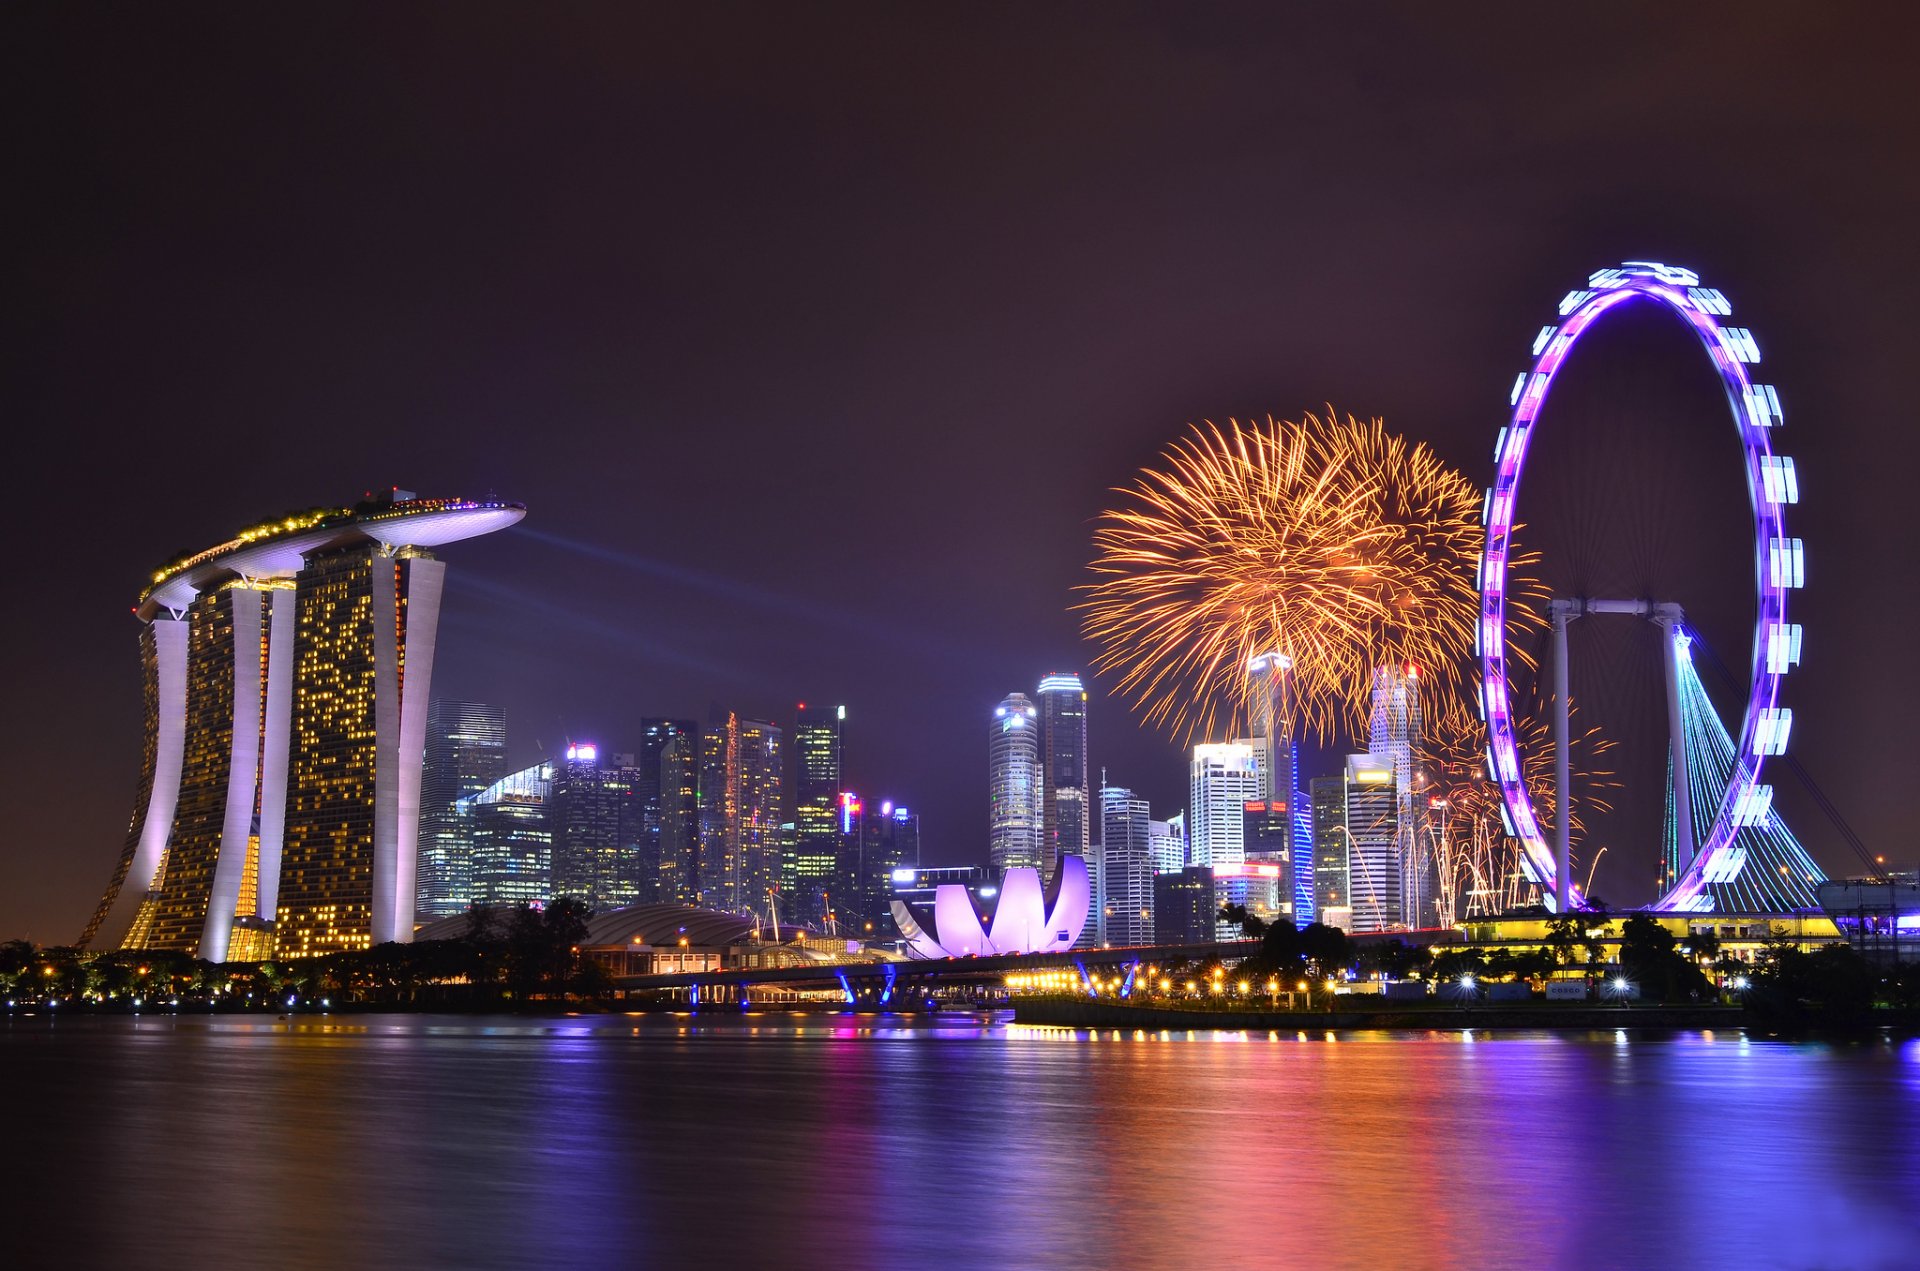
[[81, 493, 523, 960]]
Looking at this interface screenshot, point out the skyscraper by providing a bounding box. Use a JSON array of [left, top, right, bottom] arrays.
[[1188, 743, 1261, 869], [698, 711, 783, 917], [791, 703, 845, 927], [465, 761, 553, 907], [85, 495, 524, 960], [989, 692, 1043, 873], [852, 798, 919, 937], [416, 699, 507, 921], [1037, 673, 1090, 882], [1369, 662, 1432, 928], [550, 743, 642, 910], [1312, 754, 1399, 934], [1098, 785, 1154, 947], [1149, 815, 1185, 873], [637, 717, 700, 905], [1249, 652, 1313, 921]]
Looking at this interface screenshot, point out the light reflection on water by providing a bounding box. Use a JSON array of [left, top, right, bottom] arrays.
[[5, 1012, 1917, 1271]]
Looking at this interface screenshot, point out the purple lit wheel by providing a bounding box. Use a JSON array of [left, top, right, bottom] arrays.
[[1478, 262, 1801, 913]]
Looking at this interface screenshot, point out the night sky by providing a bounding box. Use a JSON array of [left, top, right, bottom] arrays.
[[7, 5, 1919, 941]]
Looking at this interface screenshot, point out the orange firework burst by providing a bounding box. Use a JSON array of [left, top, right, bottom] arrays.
[[1080, 408, 1541, 744]]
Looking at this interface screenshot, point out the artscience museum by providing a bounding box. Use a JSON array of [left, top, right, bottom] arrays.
[[890, 855, 1090, 958]]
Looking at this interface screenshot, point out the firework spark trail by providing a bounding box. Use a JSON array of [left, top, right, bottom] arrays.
[[1079, 408, 1545, 744]]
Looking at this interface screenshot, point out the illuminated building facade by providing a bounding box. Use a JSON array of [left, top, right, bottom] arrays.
[[1312, 754, 1399, 934], [416, 699, 507, 921], [464, 761, 553, 906], [891, 855, 1090, 958], [698, 712, 783, 917], [988, 692, 1043, 873], [1098, 785, 1153, 947], [550, 743, 642, 910], [1153, 866, 1214, 945], [1189, 743, 1260, 870], [1037, 673, 1090, 883], [1151, 813, 1186, 873], [637, 717, 700, 905], [1369, 662, 1432, 927], [84, 494, 523, 958], [791, 703, 845, 927], [853, 800, 919, 935]]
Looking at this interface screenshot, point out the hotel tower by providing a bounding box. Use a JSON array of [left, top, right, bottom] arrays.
[[81, 492, 524, 960]]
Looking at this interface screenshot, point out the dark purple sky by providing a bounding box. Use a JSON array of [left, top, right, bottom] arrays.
[[8, 5, 1918, 940]]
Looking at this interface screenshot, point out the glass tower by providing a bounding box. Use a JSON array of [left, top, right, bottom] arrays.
[[465, 761, 553, 906], [698, 712, 783, 917], [1368, 662, 1430, 929], [988, 693, 1043, 873], [791, 703, 845, 927], [1037, 673, 1089, 883], [416, 699, 507, 921], [550, 743, 642, 910], [638, 717, 700, 905]]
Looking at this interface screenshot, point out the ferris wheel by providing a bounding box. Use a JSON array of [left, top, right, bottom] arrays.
[[1477, 261, 1804, 914]]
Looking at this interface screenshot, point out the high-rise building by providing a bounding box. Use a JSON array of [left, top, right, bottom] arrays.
[[1240, 797, 1295, 923], [1098, 785, 1153, 947], [1154, 866, 1215, 945], [1369, 662, 1432, 928], [1312, 754, 1399, 934], [791, 703, 845, 927], [84, 495, 524, 960], [1188, 743, 1261, 869], [637, 717, 700, 905], [1037, 673, 1090, 883], [989, 693, 1043, 873], [416, 700, 507, 921], [465, 761, 553, 906], [1249, 652, 1313, 922], [550, 743, 642, 910], [852, 799, 920, 938], [1149, 816, 1185, 873], [698, 712, 783, 917]]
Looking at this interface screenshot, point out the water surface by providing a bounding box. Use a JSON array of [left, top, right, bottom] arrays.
[[5, 1012, 1916, 1270]]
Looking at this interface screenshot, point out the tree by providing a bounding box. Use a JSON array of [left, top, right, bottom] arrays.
[[1359, 938, 1429, 980], [1218, 904, 1268, 940]]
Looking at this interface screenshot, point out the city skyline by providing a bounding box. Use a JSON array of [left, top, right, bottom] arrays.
[[9, 8, 1920, 943]]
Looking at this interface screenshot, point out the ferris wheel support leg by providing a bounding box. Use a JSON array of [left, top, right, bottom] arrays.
[[1655, 605, 1698, 875], [1549, 600, 1579, 911]]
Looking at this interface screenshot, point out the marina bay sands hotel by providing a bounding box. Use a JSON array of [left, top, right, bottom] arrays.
[[81, 493, 525, 962]]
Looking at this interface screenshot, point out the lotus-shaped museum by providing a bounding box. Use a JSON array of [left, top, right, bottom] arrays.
[[890, 855, 1090, 958]]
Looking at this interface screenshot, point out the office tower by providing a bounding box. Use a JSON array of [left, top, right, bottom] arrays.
[[854, 799, 920, 938], [85, 495, 525, 960], [1154, 866, 1215, 945], [791, 703, 845, 927], [1188, 743, 1261, 869], [1312, 754, 1399, 934], [1369, 662, 1432, 928], [1149, 816, 1185, 873], [416, 700, 508, 921], [1099, 785, 1154, 947], [1249, 652, 1313, 921], [1037, 673, 1090, 882], [550, 743, 642, 910], [637, 717, 700, 905], [1241, 798, 1294, 922], [465, 761, 553, 906], [698, 712, 783, 917], [988, 693, 1043, 873]]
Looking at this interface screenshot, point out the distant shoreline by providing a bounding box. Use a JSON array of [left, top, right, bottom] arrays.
[[1015, 997, 1753, 1032]]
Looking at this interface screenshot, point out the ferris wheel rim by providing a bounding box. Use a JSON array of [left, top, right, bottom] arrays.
[[1477, 260, 1799, 914]]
